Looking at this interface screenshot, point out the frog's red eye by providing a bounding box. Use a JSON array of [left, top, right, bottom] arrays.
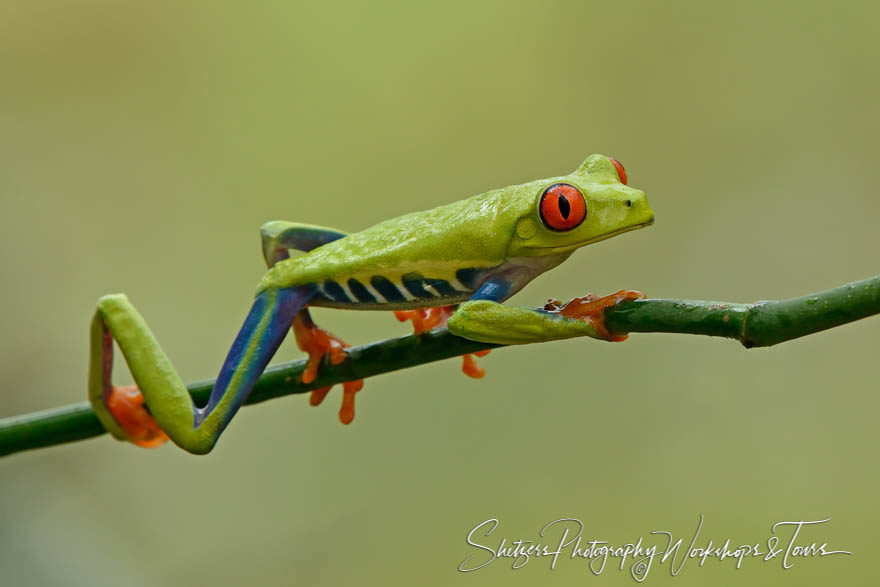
[[539, 183, 586, 231], [609, 158, 627, 185]]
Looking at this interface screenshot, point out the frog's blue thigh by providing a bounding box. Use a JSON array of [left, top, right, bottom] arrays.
[[197, 285, 316, 439]]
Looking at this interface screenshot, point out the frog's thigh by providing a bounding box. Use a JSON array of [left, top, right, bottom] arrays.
[[260, 221, 348, 266]]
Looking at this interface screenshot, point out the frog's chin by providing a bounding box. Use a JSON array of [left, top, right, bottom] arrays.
[[524, 218, 654, 255]]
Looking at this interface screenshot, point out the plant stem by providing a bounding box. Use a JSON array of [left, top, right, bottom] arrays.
[[1, 274, 878, 458]]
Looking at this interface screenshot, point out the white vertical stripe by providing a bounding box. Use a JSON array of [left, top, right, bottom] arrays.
[[394, 279, 416, 301], [361, 281, 386, 303], [338, 281, 357, 302], [449, 277, 470, 292], [321, 281, 353, 302]]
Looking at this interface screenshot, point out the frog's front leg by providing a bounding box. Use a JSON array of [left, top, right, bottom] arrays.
[[447, 280, 645, 345]]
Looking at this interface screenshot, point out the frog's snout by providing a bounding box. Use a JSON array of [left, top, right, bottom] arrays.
[[623, 190, 654, 228]]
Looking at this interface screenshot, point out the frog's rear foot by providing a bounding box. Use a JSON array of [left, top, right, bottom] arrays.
[[105, 385, 169, 448], [292, 311, 364, 424], [395, 305, 491, 379], [308, 379, 364, 425]]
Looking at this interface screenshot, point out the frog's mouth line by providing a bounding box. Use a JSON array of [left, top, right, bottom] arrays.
[[527, 217, 655, 252]]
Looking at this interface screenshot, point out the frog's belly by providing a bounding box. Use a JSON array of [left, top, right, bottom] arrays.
[[307, 270, 482, 310]]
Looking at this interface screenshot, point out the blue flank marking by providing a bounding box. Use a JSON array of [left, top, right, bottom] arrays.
[[425, 278, 460, 297], [469, 278, 511, 302], [197, 286, 313, 433], [322, 280, 350, 302], [347, 278, 376, 303], [370, 275, 405, 302], [456, 268, 481, 289], [402, 273, 435, 300]]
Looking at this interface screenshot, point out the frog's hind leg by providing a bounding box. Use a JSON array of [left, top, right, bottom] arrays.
[[393, 305, 491, 379], [260, 220, 348, 265], [258, 223, 363, 425], [292, 308, 363, 425], [90, 286, 314, 454]]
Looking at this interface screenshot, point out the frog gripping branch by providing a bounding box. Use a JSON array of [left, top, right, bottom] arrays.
[[89, 155, 654, 454]]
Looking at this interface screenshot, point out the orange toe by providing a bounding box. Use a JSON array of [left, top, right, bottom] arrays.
[[396, 307, 490, 379], [310, 386, 332, 406], [105, 385, 168, 448], [309, 379, 364, 424], [293, 315, 351, 384], [394, 309, 425, 332], [338, 379, 364, 424], [395, 305, 455, 335], [554, 289, 646, 341], [292, 313, 366, 425], [461, 353, 486, 379]]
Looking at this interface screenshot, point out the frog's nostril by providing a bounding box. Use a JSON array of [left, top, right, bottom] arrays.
[[625, 199, 632, 208]]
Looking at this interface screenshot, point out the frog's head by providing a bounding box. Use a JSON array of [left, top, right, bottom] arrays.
[[507, 154, 654, 257]]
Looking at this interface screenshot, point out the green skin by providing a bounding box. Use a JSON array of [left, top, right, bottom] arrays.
[[90, 154, 654, 454]]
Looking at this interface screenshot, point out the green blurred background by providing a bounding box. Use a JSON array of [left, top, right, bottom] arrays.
[[1, 1, 878, 585]]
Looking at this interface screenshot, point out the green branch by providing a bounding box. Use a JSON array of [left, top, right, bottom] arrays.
[[2, 275, 878, 458]]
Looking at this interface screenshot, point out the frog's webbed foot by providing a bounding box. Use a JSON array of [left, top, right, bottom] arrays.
[[544, 290, 646, 342], [292, 310, 364, 424], [105, 384, 169, 448], [308, 379, 364, 425], [92, 288, 312, 454], [95, 319, 168, 448], [394, 305, 455, 334], [461, 349, 491, 378], [293, 313, 348, 384], [394, 305, 491, 379]]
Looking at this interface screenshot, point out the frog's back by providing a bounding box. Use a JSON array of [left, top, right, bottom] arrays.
[[258, 188, 524, 310]]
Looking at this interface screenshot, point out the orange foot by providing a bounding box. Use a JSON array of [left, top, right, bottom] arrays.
[[293, 313, 364, 425], [308, 379, 364, 425], [395, 305, 491, 379], [461, 349, 491, 378], [105, 385, 169, 448], [393, 305, 456, 334], [544, 290, 646, 342]]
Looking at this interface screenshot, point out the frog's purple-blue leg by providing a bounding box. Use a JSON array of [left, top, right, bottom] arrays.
[[259, 220, 367, 424], [260, 220, 348, 265], [89, 286, 315, 454]]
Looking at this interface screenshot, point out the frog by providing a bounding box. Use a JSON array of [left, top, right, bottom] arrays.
[[89, 154, 654, 454]]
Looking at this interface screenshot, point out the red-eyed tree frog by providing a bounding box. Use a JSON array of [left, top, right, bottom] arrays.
[[90, 155, 654, 454]]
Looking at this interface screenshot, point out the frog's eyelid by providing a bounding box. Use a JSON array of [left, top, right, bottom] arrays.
[[609, 158, 628, 185]]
